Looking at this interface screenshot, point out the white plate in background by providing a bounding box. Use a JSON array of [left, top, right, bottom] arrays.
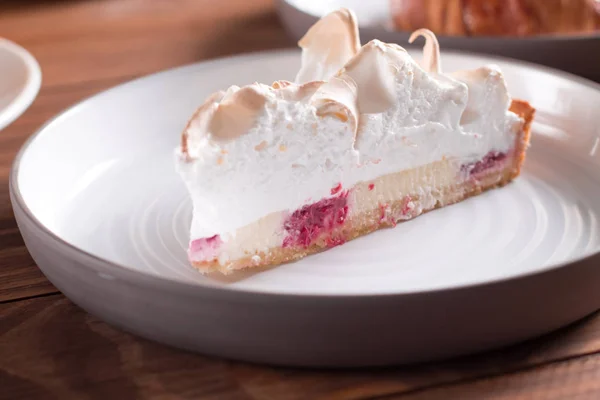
[[11, 49, 600, 367], [0, 38, 41, 130]]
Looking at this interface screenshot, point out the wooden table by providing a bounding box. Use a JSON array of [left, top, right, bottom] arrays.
[[1, 1, 600, 398]]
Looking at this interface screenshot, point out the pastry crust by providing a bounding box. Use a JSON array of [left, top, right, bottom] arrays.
[[391, 0, 600, 36]]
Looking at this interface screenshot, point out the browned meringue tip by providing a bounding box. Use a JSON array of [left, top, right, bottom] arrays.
[[208, 86, 266, 142], [340, 40, 402, 115], [295, 8, 361, 83], [181, 90, 225, 156], [409, 28, 441, 74], [311, 75, 358, 135], [272, 80, 293, 89], [298, 8, 360, 53]]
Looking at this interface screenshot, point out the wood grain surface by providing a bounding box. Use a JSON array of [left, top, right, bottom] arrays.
[[1, 1, 600, 399]]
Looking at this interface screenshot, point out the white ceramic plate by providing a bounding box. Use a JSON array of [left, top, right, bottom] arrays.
[[277, 0, 600, 81], [0, 38, 41, 131], [11, 49, 600, 367]]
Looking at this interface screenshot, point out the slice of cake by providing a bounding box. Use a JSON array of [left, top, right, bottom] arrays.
[[176, 8, 535, 274]]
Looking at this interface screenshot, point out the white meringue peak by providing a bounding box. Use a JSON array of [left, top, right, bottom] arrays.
[[409, 28, 442, 74], [338, 40, 405, 114], [295, 8, 361, 84]]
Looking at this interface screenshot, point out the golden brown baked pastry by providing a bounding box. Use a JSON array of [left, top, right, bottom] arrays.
[[391, 0, 600, 36]]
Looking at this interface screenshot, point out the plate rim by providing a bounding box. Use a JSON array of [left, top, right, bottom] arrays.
[[278, 0, 600, 41], [10, 48, 600, 298], [0, 38, 42, 131]]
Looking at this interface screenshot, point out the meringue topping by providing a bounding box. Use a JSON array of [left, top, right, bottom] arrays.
[[209, 85, 267, 142], [295, 8, 361, 84], [273, 80, 325, 102], [311, 75, 359, 135], [181, 90, 224, 157], [181, 12, 445, 153], [408, 28, 441, 74], [177, 8, 524, 245], [339, 40, 405, 114]]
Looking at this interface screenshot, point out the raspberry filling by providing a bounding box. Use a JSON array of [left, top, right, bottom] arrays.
[[282, 187, 349, 249], [189, 234, 222, 261], [462, 151, 508, 176], [330, 183, 343, 195]]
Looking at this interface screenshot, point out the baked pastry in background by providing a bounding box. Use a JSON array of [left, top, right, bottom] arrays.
[[391, 0, 600, 36]]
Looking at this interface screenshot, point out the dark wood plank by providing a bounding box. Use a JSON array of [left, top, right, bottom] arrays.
[[229, 313, 600, 399], [0, 295, 250, 399], [0, 245, 56, 303], [0, 0, 294, 88], [0, 177, 56, 302], [394, 353, 600, 399], [2, 295, 600, 399]]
